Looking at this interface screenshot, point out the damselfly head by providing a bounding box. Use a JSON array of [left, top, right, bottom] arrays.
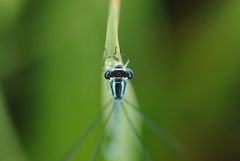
[[104, 64, 133, 100], [104, 68, 133, 80]]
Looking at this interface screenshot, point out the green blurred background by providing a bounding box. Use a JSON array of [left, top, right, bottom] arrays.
[[0, 0, 240, 161]]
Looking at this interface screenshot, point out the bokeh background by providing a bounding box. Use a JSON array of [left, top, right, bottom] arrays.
[[0, 0, 240, 161]]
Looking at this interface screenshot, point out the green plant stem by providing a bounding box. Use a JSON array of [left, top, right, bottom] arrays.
[[104, 0, 122, 65], [102, 1, 142, 161]]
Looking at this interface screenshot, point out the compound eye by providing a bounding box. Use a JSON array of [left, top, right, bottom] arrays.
[[104, 71, 112, 79], [127, 70, 133, 79]]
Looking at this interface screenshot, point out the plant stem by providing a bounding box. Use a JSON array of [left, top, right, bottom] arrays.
[[104, 0, 122, 66], [102, 1, 142, 161]]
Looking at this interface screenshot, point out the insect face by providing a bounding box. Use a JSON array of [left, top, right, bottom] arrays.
[[104, 68, 133, 80]]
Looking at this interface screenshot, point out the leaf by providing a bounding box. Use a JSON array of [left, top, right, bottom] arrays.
[[0, 87, 28, 161]]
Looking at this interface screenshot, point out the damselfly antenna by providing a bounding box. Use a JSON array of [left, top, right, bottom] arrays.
[[123, 59, 130, 68]]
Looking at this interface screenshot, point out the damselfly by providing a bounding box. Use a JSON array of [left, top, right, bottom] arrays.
[[60, 49, 186, 161], [104, 60, 133, 100]]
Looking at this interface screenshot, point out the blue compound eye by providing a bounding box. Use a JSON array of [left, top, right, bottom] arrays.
[[127, 70, 133, 79], [104, 71, 112, 79]]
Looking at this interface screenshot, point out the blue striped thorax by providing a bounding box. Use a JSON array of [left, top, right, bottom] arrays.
[[104, 64, 133, 100]]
